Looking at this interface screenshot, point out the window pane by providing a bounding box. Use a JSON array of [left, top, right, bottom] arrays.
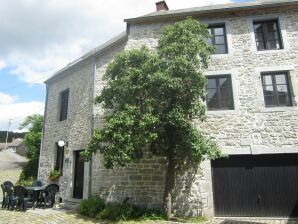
[[268, 40, 280, 49], [264, 95, 275, 106], [254, 23, 263, 32], [276, 85, 288, 93], [206, 38, 212, 45], [275, 74, 286, 84], [263, 75, 272, 85], [256, 41, 265, 50], [208, 79, 216, 88], [207, 97, 218, 109], [278, 94, 288, 105], [207, 88, 217, 99], [262, 73, 292, 107], [214, 27, 224, 35], [215, 36, 225, 44], [254, 20, 282, 51], [60, 90, 69, 121], [263, 85, 274, 93], [267, 31, 279, 41], [255, 32, 264, 42], [220, 99, 233, 109], [207, 75, 233, 110], [266, 22, 278, 31], [215, 45, 226, 54]]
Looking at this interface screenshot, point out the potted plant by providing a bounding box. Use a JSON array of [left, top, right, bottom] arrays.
[[48, 169, 61, 182]]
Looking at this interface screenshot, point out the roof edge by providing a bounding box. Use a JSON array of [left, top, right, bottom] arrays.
[[124, 0, 298, 24], [45, 31, 128, 84]]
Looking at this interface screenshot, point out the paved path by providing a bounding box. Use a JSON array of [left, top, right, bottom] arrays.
[[0, 148, 27, 200], [0, 148, 27, 171]]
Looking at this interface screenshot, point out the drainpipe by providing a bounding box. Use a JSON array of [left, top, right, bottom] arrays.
[[38, 83, 49, 179]]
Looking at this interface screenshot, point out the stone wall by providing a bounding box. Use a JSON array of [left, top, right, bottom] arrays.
[[92, 7, 298, 217], [39, 58, 94, 199], [39, 5, 298, 217]]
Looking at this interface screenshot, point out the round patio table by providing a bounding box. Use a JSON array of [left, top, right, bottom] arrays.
[[26, 186, 46, 209]]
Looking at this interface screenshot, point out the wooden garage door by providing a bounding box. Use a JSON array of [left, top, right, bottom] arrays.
[[211, 154, 298, 217]]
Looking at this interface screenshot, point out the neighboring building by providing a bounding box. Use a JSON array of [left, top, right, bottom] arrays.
[[0, 143, 7, 151], [8, 138, 27, 157], [38, 0, 298, 217]]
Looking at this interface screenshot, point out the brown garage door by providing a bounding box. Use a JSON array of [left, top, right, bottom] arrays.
[[211, 154, 298, 217]]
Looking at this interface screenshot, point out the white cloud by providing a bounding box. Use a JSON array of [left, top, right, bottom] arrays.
[[0, 60, 6, 70], [0, 100, 44, 131], [0, 92, 15, 105], [0, 0, 234, 84]]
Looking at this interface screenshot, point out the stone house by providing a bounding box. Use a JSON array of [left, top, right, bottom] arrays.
[[38, 0, 298, 217]]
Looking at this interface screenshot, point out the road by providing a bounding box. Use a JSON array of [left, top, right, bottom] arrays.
[[0, 148, 27, 171], [0, 148, 27, 199]]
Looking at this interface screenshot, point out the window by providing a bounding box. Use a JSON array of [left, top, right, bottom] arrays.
[[253, 20, 283, 51], [59, 89, 69, 121], [207, 75, 234, 110], [55, 144, 64, 174], [207, 24, 228, 54], [261, 72, 292, 107]]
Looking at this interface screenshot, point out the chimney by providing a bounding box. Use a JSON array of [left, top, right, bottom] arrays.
[[156, 1, 169, 12]]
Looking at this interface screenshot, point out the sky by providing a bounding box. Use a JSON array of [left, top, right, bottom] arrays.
[[0, 0, 251, 132]]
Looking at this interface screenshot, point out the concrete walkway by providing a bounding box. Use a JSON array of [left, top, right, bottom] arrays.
[[0, 148, 27, 171]]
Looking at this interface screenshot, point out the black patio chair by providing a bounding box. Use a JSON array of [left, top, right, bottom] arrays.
[[10, 185, 31, 211], [1, 182, 14, 209], [41, 184, 59, 208], [32, 180, 43, 187], [3, 181, 13, 189]]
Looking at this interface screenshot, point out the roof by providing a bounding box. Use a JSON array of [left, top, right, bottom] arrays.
[[45, 32, 128, 83], [9, 138, 23, 147], [0, 139, 24, 149], [0, 143, 7, 149], [125, 0, 298, 24]]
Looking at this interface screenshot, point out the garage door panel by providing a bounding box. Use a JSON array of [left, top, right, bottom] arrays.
[[212, 154, 298, 217]]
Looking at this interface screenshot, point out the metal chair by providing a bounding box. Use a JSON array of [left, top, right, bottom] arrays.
[[41, 184, 59, 208], [10, 186, 31, 211], [1, 182, 14, 209]]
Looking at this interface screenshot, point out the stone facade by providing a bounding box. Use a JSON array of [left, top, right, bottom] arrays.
[[39, 3, 298, 218]]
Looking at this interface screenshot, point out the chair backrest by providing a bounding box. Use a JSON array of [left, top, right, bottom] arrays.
[[32, 180, 43, 187], [3, 185, 14, 197], [0, 184, 5, 196], [13, 186, 27, 199], [45, 184, 59, 197], [3, 181, 13, 189]]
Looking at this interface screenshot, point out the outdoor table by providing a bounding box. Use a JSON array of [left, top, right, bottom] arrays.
[[26, 186, 46, 209]]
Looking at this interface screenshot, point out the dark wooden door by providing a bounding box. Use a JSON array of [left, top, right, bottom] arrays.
[[73, 150, 84, 199], [212, 154, 298, 217]]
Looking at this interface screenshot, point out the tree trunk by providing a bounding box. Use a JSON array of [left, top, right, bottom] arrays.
[[163, 154, 176, 219]]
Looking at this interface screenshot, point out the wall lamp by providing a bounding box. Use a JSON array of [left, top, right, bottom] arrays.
[[58, 136, 68, 148]]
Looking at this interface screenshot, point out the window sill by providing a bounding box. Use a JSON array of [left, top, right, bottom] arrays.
[[210, 53, 232, 58], [255, 48, 288, 54], [261, 106, 298, 113], [206, 109, 238, 115]]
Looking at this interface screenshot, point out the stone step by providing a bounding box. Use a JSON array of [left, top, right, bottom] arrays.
[[55, 200, 80, 211]]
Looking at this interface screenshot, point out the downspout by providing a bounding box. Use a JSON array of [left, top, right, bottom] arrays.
[[38, 83, 49, 179], [88, 56, 96, 197]]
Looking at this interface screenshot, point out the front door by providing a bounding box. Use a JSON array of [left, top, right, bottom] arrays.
[[73, 150, 84, 199]]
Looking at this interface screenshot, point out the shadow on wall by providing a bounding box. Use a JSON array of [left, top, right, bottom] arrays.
[[172, 159, 203, 217]]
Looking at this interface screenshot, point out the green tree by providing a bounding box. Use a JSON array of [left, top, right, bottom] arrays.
[[18, 114, 43, 181], [82, 18, 223, 218]]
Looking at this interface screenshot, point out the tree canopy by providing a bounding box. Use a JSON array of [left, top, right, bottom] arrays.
[[17, 114, 43, 183], [82, 18, 223, 217]]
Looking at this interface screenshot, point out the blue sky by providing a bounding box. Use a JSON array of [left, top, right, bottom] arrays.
[[0, 0, 250, 131]]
